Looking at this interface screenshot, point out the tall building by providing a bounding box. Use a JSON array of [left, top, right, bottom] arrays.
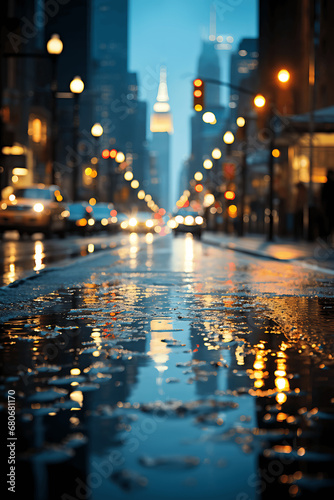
[[229, 38, 259, 120], [91, 0, 148, 204], [149, 66, 173, 211], [0, 0, 58, 192], [259, 0, 334, 114]]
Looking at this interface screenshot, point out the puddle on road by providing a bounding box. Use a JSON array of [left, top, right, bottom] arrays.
[[1, 277, 334, 500]]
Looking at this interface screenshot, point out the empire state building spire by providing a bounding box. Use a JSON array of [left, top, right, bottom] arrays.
[[150, 66, 173, 133]]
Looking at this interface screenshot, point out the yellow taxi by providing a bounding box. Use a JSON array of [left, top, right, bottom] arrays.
[[0, 184, 67, 237]]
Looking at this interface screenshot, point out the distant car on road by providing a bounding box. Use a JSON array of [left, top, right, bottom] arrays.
[[171, 208, 205, 239], [119, 211, 156, 233], [64, 202, 96, 235], [92, 202, 117, 232], [0, 184, 67, 238]]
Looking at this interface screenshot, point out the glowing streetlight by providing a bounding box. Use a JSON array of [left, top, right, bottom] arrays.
[[236, 116, 246, 127], [46, 34, 63, 55], [124, 171, 133, 181], [223, 131, 235, 145], [254, 94, 266, 108], [91, 122, 103, 137], [203, 159, 213, 170], [211, 148, 222, 160], [194, 171, 203, 181], [115, 151, 125, 163], [202, 112, 216, 124], [70, 76, 84, 94], [277, 69, 290, 83]]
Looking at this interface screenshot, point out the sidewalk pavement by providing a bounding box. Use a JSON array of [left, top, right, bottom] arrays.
[[202, 232, 334, 271]]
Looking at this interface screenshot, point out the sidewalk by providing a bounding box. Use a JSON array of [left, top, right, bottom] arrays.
[[202, 232, 334, 270]]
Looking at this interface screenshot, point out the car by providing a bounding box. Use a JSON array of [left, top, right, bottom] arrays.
[[92, 202, 117, 232], [119, 211, 156, 232], [171, 208, 205, 239], [64, 202, 96, 235], [0, 184, 67, 238]]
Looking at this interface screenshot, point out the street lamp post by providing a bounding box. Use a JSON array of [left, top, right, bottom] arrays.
[[91, 123, 103, 201], [46, 34, 63, 185], [70, 76, 84, 201], [236, 117, 247, 236]]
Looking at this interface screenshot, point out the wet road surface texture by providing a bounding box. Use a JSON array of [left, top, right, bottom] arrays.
[[1, 233, 334, 500]]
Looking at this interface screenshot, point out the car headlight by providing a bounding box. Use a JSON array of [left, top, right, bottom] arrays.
[[129, 217, 137, 227], [167, 219, 178, 229], [184, 215, 194, 226], [120, 221, 128, 229], [88, 218, 95, 226], [195, 216, 203, 225], [146, 219, 154, 228], [175, 215, 184, 224], [33, 203, 44, 213]]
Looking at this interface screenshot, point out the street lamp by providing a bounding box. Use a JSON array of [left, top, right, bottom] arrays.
[[211, 148, 222, 160], [223, 131, 235, 145], [254, 94, 266, 108], [277, 69, 290, 84], [70, 76, 84, 201], [203, 159, 213, 170], [46, 34, 63, 185], [91, 122, 103, 201]]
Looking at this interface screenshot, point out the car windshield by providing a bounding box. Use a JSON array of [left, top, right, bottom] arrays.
[[69, 205, 87, 215], [93, 207, 109, 215], [14, 188, 52, 200]]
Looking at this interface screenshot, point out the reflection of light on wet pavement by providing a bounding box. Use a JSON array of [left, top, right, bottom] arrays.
[[70, 390, 83, 409], [146, 233, 153, 245], [129, 233, 139, 268], [148, 318, 174, 376], [33, 241, 45, 271], [8, 263, 16, 283], [145, 233, 154, 267], [184, 233, 194, 273]]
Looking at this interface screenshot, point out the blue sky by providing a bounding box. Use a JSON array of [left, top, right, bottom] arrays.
[[129, 0, 258, 204]]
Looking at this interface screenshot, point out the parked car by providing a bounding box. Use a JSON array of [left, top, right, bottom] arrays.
[[0, 184, 67, 238], [92, 202, 117, 232], [119, 211, 156, 233], [171, 208, 205, 239], [64, 202, 96, 235]]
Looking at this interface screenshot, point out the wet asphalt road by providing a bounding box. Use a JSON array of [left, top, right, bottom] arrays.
[[1, 233, 334, 500]]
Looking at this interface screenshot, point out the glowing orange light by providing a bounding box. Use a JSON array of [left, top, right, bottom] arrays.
[[195, 183, 203, 193], [254, 94, 266, 108], [158, 208, 166, 216], [228, 205, 237, 218], [272, 148, 280, 158], [76, 218, 87, 227], [102, 149, 110, 159], [110, 209, 117, 217], [193, 79, 203, 87], [224, 190, 235, 200], [110, 149, 117, 158], [194, 89, 202, 98]]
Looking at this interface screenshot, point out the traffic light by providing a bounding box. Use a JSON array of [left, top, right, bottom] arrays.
[[224, 190, 235, 201], [193, 78, 205, 112]]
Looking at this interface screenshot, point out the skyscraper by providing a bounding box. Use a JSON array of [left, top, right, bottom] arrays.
[[149, 66, 173, 211]]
